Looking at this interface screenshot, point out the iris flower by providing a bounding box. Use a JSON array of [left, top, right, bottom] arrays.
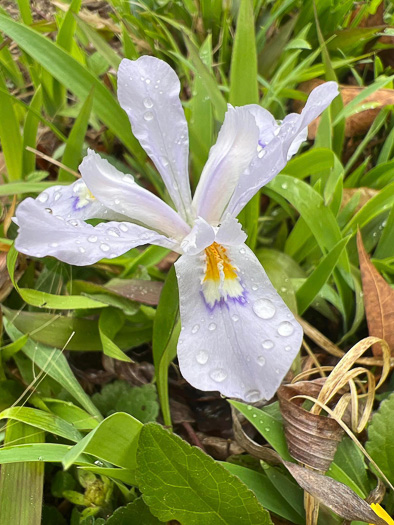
[[14, 57, 338, 402]]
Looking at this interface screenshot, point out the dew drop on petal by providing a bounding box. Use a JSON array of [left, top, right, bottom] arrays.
[[210, 369, 227, 382], [144, 111, 154, 121], [208, 322, 216, 331], [285, 345, 291, 351], [239, 247, 246, 254], [108, 228, 120, 237], [88, 235, 97, 243], [68, 219, 79, 227], [196, 350, 209, 365], [231, 314, 239, 322], [160, 156, 169, 167], [252, 285, 258, 291], [50, 242, 58, 248], [54, 191, 61, 201], [143, 97, 153, 108], [38, 193, 49, 203], [122, 175, 134, 183], [79, 247, 86, 253], [262, 340, 274, 349], [257, 356, 266, 366], [100, 243, 110, 252], [191, 324, 200, 334], [45, 208, 53, 214], [278, 321, 294, 336], [245, 389, 261, 403], [119, 224, 128, 232], [253, 299, 276, 319]]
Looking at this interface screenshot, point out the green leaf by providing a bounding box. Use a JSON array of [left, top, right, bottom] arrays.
[[0, 443, 91, 465], [62, 412, 142, 470], [99, 308, 131, 362], [92, 381, 159, 424], [0, 14, 143, 157], [366, 392, 394, 485], [222, 464, 304, 525], [58, 88, 94, 181], [0, 73, 23, 180], [296, 237, 349, 314], [0, 422, 44, 525], [22, 85, 43, 177], [230, 400, 292, 461], [152, 266, 179, 427], [229, 0, 258, 106], [3, 318, 102, 419], [0, 180, 67, 196], [7, 245, 107, 310], [106, 498, 161, 525], [136, 423, 273, 525]]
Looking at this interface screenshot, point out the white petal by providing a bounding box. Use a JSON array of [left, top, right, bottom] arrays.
[[15, 198, 177, 266], [29, 179, 125, 222], [226, 82, 339, 218], [181, 217, 215, 255], [117, 57, 193, 222], [192, 105, 260, 224], [175, 243, 303, 401], [79, 150, 190, 240], [215, 215, 247, 246]]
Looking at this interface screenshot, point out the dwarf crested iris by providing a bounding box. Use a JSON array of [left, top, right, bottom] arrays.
[[14, 57, 338, 402]]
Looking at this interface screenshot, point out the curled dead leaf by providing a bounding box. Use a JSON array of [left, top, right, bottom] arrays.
[[296, 80, 394, 138], [283, 462, 388, 525], [341, 187, 379, 212], [357, 231, 394, 356], [105, 279, 163, 306]]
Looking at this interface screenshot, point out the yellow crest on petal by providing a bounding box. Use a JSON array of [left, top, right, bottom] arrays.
[[370, 503, 394, 525]]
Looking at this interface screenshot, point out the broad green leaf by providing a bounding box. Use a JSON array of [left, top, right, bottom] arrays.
[[0, 443, 91, 465], [7, 245, 107, 310], [230, 400, 292, 461], [77, 17, 121, 70], [62, 412, 142, 470], [92, 381, 159, 424], [0, 181, 65, 196], [0, 407, 83, 442], [296, 237, 349, 314], [58, 88, 94, 181], [283, 148, 335, 179], [99, 308, 131, 362], [0, 422, 44, 525], [41, 399, 98, 431], [0, 14, 144, 158], [136, 423, 273, 525], [375, 205, 394, 259], [3, 318, 102, 419], [105, 498, 161, 524], [22, 85, 43, 177], [152, 266, 179, 427], [366, 392, 394, 485]]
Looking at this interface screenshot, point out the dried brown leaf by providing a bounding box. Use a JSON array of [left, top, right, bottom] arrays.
[[341, 187, 379, 212], [283, 462, 387, 524], [105, 279, 163, 306], [357, 231, 394, 355]]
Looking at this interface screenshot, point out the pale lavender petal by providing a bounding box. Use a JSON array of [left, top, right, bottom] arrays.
[[117, 57, 193, 222], [215, 215, 247, 246], [192, 105, 259, 224], [226, 82, 339, 218], [26, 179, 125, 222], [15, 198, 178, 266], [180, 217, 215, 256], [79, 150, 190, 240], [175, 243, 302, 402]]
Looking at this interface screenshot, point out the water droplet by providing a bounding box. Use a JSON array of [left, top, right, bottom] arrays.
[[143, 97, 153, 108], [239, 247, 246, 254], [191, 324, 200, 334], [79, 247, 86, 253], [252, 413, 257, 418], [68, 219, 79, 227], [247, 405, 252, 411], [108, 228, 120, 237], [50, 242, 58, 248], [252, 285, 258, 291], [231, 314, 239, 322], [208, 322, 216, 331], [280, 287, 287, 293], [45, 208, 53, 214], [54, 191, 61, 201], [210, 368, 227, 382], [145, 78, 151, 84], [144, 111, 154, 121], [281, 183, 288, 190], [122, 175, 134, 183], [245, 389, 261, 403], [258, 150, 266, 159], [262, 340, 274, 349], [196, 350, 209, 365], [119, 224, 129, 232], [253, 298, 276, 319], [88, 235, 97, 243], [100, 243, 110, 252], [285, 345, 291, 351], [278, 321, 294, 336], [275, 368, 280, 374], [257, 356, 266, 366], [114, 198, 120, 205], [160, 156, 169, 167], [38, 193, 48, 203]]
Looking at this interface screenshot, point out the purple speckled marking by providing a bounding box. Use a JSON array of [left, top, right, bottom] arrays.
[[71, 196, 89, 212], [200, 286, 248, 312], [258, 140, 266, 149]]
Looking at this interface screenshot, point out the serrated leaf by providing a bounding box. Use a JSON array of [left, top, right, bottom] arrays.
[[106, 498, 161, 524], [136, 423, 273, 525], [366, 392, 394, 486]]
